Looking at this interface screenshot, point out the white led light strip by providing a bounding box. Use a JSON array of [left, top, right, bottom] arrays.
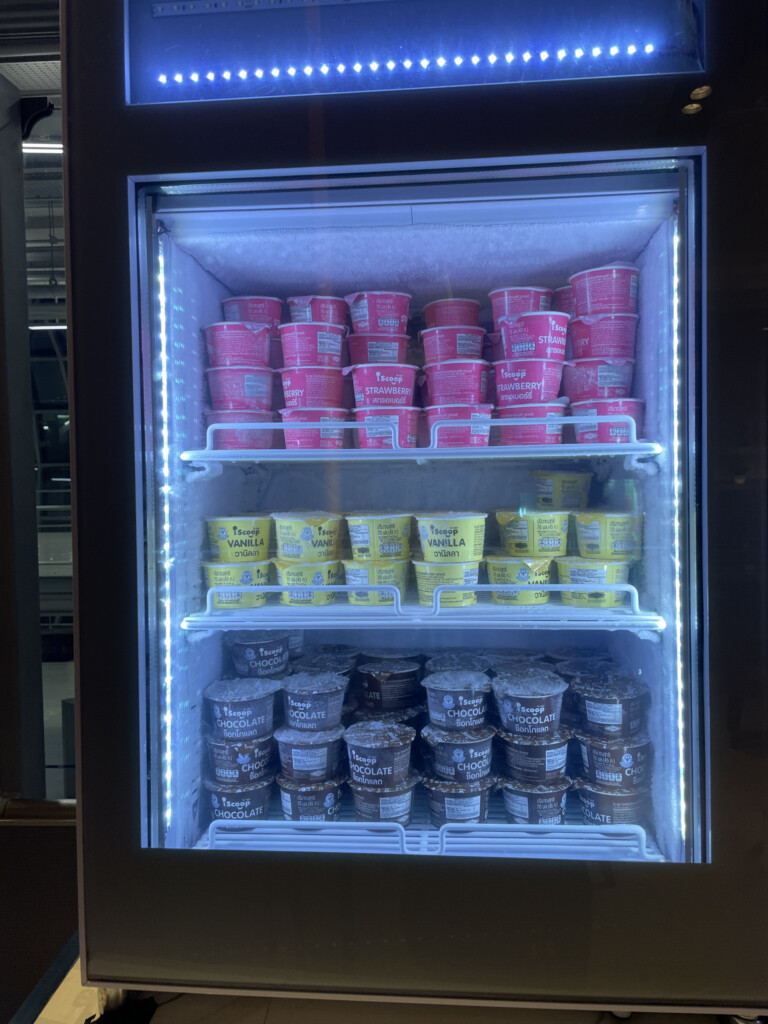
[[157, 240, 173, 831], [156, 43, 655, 84], [672, 223, 687, 845]]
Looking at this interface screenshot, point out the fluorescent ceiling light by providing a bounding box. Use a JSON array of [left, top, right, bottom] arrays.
[[22, 142, 64, 154]]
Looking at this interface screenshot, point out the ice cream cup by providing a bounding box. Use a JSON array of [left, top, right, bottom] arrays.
[[423, 298, 482, 328], [277, 774, 346, 820], [570, 675, 650, 739], [356, 660, 422, 710], [421, 670, 492, 729], [279, 366, 344, 408], [422, 775, 495, 825], [203, 677, 282, 740], [348, 775, 419, 824], [499, 777, 571, 824], [531, 471, 593, 510], [570, 399, 645, 444], [573, 512, 644, 560], [574, 779, 651, 825], [203, 776, 275, 822], [271, 511, 341, 562], [425, 403, 493, 448], [206, 515, 271, 562], [575, 730, 653, 789], [492, 671, 569, 737], [280, 407, 347, 449], [344, 721, 416, 787], [346, 362, 418, 407], [272, 559, 340, 605], [202, 560, 271, 609], [274, 724, 345, 780], [498, 729, 571, 784], [489, 286, 553, 329], [562, 358, 634, 402], [423, 359, 488, 405], [204, 409, 275, 450], [421, 325, 485, 362], [221, 295, 283, 338], [281, 673, 349, 731], [493, 358, 563, 406], [345, 511, 412, 561], [569, 263, 639, 316], [494, 402, 566, 446], [554, 557, 632, 608], [552, 286, 574, 315], [206, 366, 274, 411], [206, 732, 276, 785], [485, 555, 552, 604], [342, 559, 409, 605], [345, 291, 411, 335], [499, 311, 569, 361], [495, 510, 569, 557], [287, 295, 347, 325], [278, 322, 347, 368], [353, 406, 419, 449], [415, 512, 487, 562], [347, 333, 409, 364], [569, 313, 638, 359], [412, 559, 480, 607], [420, 723, 495, 782], [204, 322, 272, 367]]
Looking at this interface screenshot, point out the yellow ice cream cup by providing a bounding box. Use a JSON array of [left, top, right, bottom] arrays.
[[345, 512, 412, 561], [205, 515, 271, 562], [531, 471, 593, 511], [202, 560, 271, 609], [496, 509, 569, 557], [415, 512, 487, 563], [412, 559, 480, 607], [341, 559, 409, 605], [484, 556, 552, 605], [554, 556, 631, 608], [272, 559, 340, 606], [573, 511, 644, 560], [271, 511, 342, 563]]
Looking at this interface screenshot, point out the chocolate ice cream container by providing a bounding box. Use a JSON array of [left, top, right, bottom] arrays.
[[203, 677, 282, 740], [498, 728, 571, 784], [292, 653, 354, 679], [499, 777, 572, 825], [225, 630, 290, 678], [575, 730, 653, 789], [421, 671, 492, 729], [546, 646, 608, 663], [424, 652, 492, 675], [203, 775, 275, 822], [357, 659, 422, 710], [574, 778, 651, 825], [280, 672, 348, 731], [571, 674, 650, 738], [422, 775, 496, 825], [274, 723, 345, 780], [420, 724, 495, 782], [358, 647, 425, 664], [348, 774, 420, 824], [491, 671, 568, 737], [344, 720, 416, 786], [277, 774, 346, 821], [206, 732, 276, 785]]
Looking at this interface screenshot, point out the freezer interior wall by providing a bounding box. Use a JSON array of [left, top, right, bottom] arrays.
[[146, 189, 688, 860]]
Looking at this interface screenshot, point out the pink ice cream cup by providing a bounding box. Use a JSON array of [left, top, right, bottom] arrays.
[[561, 358, 634, 401], [494, 401, 567, 445], [345, 362, 418, 407], [280, 407, 348, 449], [204, 409, 275, 450], [570, 399, 645, 444], [287, 295, 347, 326], [206, 366, 274, 411], [499, 311, 569, 362], [569, 263, 639, 316], [425, 403, 493, 447], [493, 359, 564, 406], [421, 325, 485, 363], [345, 291, 411, 335], [423, 359, 488, 405], [204, 322, 272, 368], [278, 321, 347, 368], [553, 286, 574, 315], [569, 314, 639, 360], [423, 298, 482, 328], [347, 334, 409, 365], [279, 366, 344, 408], [353, 406, 419, 449], [221, 296, 283, 338], [489, 286, 553, 329]]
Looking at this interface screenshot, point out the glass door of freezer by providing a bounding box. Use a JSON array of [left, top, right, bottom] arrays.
[[135, 153, 703, 864]]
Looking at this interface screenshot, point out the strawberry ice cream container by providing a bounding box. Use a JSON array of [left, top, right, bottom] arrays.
[[569, 263, 639, 316], [353, 406, 419, 449], [499, 311, 569, 361], [346, 362, 418, 407], [493, 358, 564, 406], [206, 366, 274, 411], [205, 409, 275, 450], [421, 325, 485, 362], [204, 322, 272, 367], [423, 359, 488, 405], [348, 333, 409, 364], [425, 403, 493, 447], [489, 286, 553, 329], [570, 399, 645, 444], [279, 366, 344, 408], [495, 401, 567, 445], [552, 286, 574, 315], [423, 298, 482, 328], [278, 322, 347, 368], [345, 291, 410, 335], [569, 313, 639, 359], [287, 295, 347, 326], [221, 296, 283, 338], [280, 407, 347, 449], [562, 358, 634, 401]]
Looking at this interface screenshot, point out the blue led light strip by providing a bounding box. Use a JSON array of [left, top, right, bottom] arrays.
[[156, 42, 655, 85], [672, 222, 687, 846]]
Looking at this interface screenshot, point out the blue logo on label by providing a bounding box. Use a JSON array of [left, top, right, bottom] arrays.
[[211, 794, 220, 809], [240, 570, 253, 584], [620, 753, 633, 767], [323, 793, 335, 808], [312, 571, 323, 585], [442, 695, 455, 710], [301, 527, 313, 541], [561, 520, 568, 532], [218, 527, 228, 540], [244, 648, 255, 659], [213, 704, 222, 719], [560, 793, 567, 808], [419, 526, 428, 541], [402, 525, 409, 537], [452, 749, 465, 763], [503, 699, 513, 715], [237, 753, 251, 765], [517, 567, 531, 582]]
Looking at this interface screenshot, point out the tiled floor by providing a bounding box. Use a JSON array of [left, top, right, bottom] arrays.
[[42, 661, 75, 800]]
